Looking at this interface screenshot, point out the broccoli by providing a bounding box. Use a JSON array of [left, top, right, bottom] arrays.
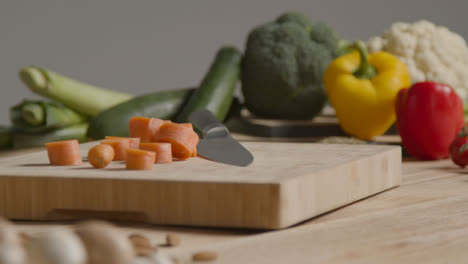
[[241, 12, 343, 119]]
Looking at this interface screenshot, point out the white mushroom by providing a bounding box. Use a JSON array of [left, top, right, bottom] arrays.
[[0, 218, 25, 264], [26, 228, 86, 264], [75, 221, 134, 264]]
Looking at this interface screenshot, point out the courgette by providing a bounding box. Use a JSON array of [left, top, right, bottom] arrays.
[[0, 126, 13, 149], [87, 88, 194, 139], [12, 123, 88, 149], [175, 46, 242, 123], [10, 100, 86, 133]]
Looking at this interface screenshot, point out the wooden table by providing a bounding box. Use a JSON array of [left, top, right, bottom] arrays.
[[1, 140, 467, 264]]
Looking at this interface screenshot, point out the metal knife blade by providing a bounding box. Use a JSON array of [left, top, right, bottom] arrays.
[[189, 109, 254, 166]]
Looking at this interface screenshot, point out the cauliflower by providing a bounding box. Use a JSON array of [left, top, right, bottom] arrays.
[[367, 20, 468, 101]]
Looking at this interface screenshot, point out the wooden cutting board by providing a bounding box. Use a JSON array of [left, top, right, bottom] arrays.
[[0, 142, 401, 229]]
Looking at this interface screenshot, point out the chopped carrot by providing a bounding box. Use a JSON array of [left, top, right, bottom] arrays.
[[154, 123, 199, 160], [126, 149, 155, 170], [88, 144, 115, 168], [128, 117, 164, 143], [191, 133, 199, 157], [181, 123, 193, 129], [139, 142, 172, 164], [181, 123, 198, 157], [105, 136, 140, 149], [101, 139, 130, 161], [45, 139, 82, 166]]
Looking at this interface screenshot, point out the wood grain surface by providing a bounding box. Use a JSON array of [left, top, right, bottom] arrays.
[[0, 141, 401, 229], [10, 158, 466, 264]]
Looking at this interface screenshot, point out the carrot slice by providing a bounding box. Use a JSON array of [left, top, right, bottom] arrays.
[[154, 123, 199, 160], [128, 117, 164, 143], [191, 133, 199, 157], [101, 139, 130, 161], [45, 139, 82, 166], [105, 136, 140, 149], [139, 142, 172, 164], [181, 123, 193, 129], [126, 149, 155, 170], [180, 123, 199, 157], [88, 144, 115, 168]]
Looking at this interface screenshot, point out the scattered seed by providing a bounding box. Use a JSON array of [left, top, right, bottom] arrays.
[[135, 246, 156, 257], [129, 233, 156, 257], [129, 234, 152, 248], [166, 233, 181, 247], [192, 251, 218, 262], [19, 232, 29, 247], [171, 256, 180, 264]]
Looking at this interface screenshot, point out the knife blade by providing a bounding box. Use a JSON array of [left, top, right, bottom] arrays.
[[189, 109, 254, 166]]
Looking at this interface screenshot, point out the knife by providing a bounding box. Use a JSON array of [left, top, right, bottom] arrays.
[[189, 109, 254, 166]]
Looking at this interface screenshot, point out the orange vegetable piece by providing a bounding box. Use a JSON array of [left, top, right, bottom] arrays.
[[181, 123, 193, 129], [139, 142, 172, 164], [45, 139, 82, 166], [191, 133, 199, 157], [105, 136, 140, 149], [128, 117, 164, 143], [126, 149, 155, 170], [100, 138, 130, 161], [154, 123, 199, 160], [87, 144, 115, 168], [180, 123, 198, 157]]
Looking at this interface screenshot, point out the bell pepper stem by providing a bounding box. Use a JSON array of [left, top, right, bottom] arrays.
[[337, 40, 353, 56], [353, 41, 377, 79]]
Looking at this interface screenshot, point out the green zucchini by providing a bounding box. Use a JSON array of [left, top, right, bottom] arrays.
[[10, 100, 86, 133], [175, 46, 242, 123], [13, 123, 88, 149], [87, 88, 194, 139], [0, 126, 13, 149]]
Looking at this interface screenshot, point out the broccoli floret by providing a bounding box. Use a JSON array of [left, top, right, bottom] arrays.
[[276, 12, 313, 30], [241, 12, 342, 119]]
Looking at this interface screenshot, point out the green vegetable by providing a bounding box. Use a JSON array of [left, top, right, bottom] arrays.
[[87, 88, 194, 139], [0, 126, 13, 149], [10, 100, 86, 132], [176, 46, 242, 122], [19, 66, 133, 116], [241, 12, 342, 119], [12, 123, 88, 149]]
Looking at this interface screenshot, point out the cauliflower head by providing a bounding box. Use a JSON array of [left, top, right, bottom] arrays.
[[367, 20, 468, 101]]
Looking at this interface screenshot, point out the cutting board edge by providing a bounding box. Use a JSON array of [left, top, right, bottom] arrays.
[[273, 146, 402, 229], [0, 175, 284, 229]]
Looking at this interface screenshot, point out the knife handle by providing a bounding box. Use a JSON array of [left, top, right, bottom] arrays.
[[189, 109, 229, 138]]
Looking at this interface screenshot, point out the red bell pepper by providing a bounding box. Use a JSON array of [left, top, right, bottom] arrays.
[[396, 81, 465, 160]]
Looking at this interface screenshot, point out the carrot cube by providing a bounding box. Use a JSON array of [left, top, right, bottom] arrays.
[[105, 136, 140, 149], [154, 123, 199, 160], [139, 142, 172, 164], [128, 117, 164, 143], [45, 139, 82, 166], [125, 149, 155, 170], [101, 138, 130, 161]]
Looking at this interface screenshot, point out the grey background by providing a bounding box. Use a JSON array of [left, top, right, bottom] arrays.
[[0, 0, 465, 124]]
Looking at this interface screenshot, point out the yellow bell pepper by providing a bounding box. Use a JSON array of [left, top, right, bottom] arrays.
[[323, 41, 410, 140]]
